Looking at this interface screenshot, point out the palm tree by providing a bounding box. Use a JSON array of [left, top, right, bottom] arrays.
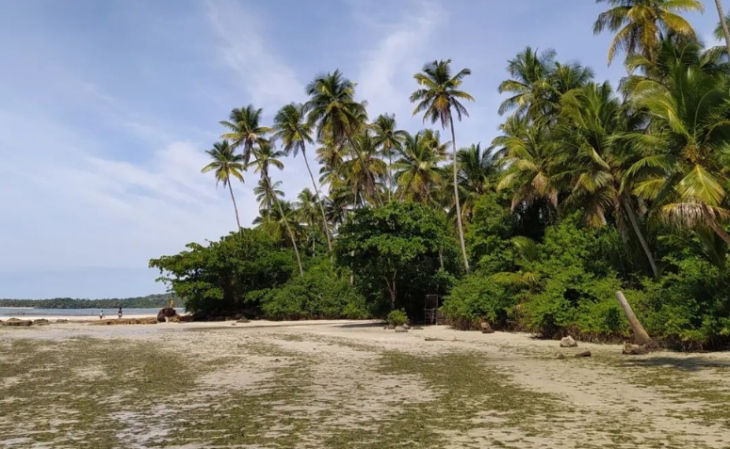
[[411, 59, 475, 273], [201, 141, 245, 230], [457, 143, 499, 222], [393, 131, 447, 204], [306, 70, 382, 205], [296, 188, 322, 254], [628, 65, 730, 246], [495, 120, 562, 211], [254, 178, 284, 219], [340, 132, 387, 206], [559, 82, 659, 277], [498, 47, 557, 120], [593, 0, 703, 65], [372, 114, 406, 201], [713, 0, 730, 60], [220, 105, 273, 165], [248, 142, 304, 276], [274, 103, 332, 253]]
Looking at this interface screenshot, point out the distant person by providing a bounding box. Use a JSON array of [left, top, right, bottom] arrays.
[[118, 307, 123, 319], [100, 309, 105, 320]]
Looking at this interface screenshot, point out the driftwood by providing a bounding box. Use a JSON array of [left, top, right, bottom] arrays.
[[615, 291, 652, 345]]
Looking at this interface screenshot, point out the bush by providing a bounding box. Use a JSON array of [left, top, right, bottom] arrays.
[[441, 275, 516, 330], [629, 255, 730, 350], [260, 261, 369, 320], [387, 309, 409, 326]]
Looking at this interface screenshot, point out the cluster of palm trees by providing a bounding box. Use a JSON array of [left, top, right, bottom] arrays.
[[203, 0, 730, 278]]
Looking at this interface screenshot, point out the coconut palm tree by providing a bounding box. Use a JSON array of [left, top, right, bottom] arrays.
[[372, 114, 406, 201], [457, 143, 499, 222], [296, 188, 322, 254], [498, 47, 557, 120], [254, 178, 284, 220], [627, 64, 730, 246], [306, 70, 382, 205], [593, 0, 703, 65], [201, 141, 245, 230], [339, 132, 387, 207], [248, 142, 304, 276], [220, 105, 273, 165], [495, 120, 563, 211], [411, 59, 475, 273], [274, 103, 332, 253], [559, 82, 659, 277], [713, 0, 730, 59], [393, 131, 447, 204]]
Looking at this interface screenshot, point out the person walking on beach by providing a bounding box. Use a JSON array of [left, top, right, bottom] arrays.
[[99, 309, 105, 320], [118, 307, 123, 319]]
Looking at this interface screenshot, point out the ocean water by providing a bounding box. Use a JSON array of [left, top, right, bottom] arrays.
[[0, 308, 173, 318]]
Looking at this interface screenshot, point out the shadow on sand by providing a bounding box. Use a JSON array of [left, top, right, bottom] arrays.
[[622, 356, 730, 372]]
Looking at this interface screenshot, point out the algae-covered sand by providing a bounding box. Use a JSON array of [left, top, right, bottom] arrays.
[[0, 321, 729, 448]]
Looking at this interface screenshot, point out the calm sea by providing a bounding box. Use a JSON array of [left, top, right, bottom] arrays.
[[0, 308, 174, 318]]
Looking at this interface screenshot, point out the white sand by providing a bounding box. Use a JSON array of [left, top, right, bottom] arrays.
[[2, 319, 729, 447]]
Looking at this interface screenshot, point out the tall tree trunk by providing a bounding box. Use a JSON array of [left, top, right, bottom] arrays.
[[438, 246, 445, 270], [345, 133, 383, 207], [267, 175, 304, 276], [384, 272, 397, 310], [615, 291, 652, 345], [714, 0, 730, 60], [622, 198, 659, 278], [387, 149, 393, 202], [449, 116, 470, 274], [703, 204, 730, 246], [227, 179, 242, 231], [302, 150, 332, 254]]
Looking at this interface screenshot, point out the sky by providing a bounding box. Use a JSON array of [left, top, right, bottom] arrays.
[[0, 0, 722, 299]]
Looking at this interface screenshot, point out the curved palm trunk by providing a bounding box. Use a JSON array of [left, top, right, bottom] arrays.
[[449, 116, 470, 274], [302, 150, 332, 254], [345, 133, 383, 207], [266, 175, 303, 276], [227, 179, 242, 231], [615, 291, 652, 345], [714, 0, 730, 60], [622, 198, 659, 278]]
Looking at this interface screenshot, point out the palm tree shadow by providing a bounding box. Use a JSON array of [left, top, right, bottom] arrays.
[[621, 356, 730, 372]]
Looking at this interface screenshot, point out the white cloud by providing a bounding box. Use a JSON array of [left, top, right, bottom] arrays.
[[206, 0, 306, 110], [355, 0, 444, 125]]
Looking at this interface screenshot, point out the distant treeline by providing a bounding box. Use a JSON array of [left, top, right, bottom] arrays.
[[0, 293, 176, 309]]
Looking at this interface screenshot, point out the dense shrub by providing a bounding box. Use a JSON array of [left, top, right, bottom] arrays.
[[441, 275, 515, 329], [259, 261, 369, 320], [386, 309, 409, 326], [337, 202, 459, 319], [150, 229, 296, 315], [628, 256, 730, 350]]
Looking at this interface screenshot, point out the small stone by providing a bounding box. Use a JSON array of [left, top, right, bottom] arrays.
[[560, 336, 578, 348], [556, 353, 566, 360], [394, 326, 408, 333], [403, 324, 410, 330], [33, 319, 50, 326], [237, 318, 250, 323], [387, 323, 396, 330], [574, 351, 592, 358], [480, 321, 495, 334], [622, 343, 648, 355]]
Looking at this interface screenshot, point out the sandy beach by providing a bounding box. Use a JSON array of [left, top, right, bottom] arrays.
[[1, 319, 729, 448]]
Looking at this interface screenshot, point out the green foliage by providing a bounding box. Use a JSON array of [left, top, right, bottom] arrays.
[[149, 229, 296, 315], [336, 202, 457, 318], [0, 294, 176, 309], [442, 275, 515, 330], [259, 260, 369, 320], [386, 309, 409, 326], [629, 256, 730, 349]]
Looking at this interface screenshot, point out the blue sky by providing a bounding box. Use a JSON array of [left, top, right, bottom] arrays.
[[0, 0, 720, 299]]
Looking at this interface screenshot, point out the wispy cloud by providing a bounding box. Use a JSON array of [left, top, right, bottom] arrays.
[[355, 0, 445, 124], [206, 0, 306, 110]]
